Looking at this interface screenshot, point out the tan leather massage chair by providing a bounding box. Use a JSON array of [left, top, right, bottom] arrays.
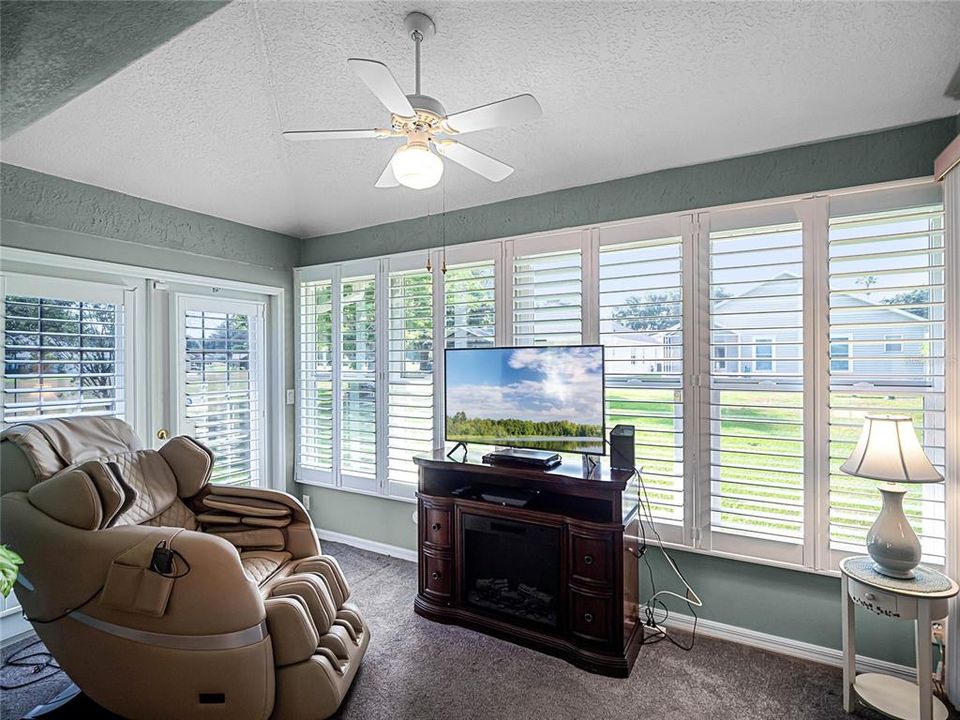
[[0, 416, 368, 720]]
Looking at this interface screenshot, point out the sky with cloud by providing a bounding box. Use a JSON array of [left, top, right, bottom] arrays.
[[445, 346, 604, 425]]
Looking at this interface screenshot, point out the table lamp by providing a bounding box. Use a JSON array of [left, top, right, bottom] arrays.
[[840, 414, 943, 578]]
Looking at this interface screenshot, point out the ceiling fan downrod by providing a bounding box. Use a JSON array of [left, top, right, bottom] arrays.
[[404, 12, 435, 98]]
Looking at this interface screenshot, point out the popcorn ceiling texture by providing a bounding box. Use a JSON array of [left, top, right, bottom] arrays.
[[0, 163, 300, 272], [0, 0, 227, 139], [2, 1, 959, 238], [300, 116, 958, 265]]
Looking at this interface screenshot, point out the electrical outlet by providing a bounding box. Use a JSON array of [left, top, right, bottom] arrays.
[[932, 622, 945, 644], [411, 510, 418, 525], [286, 389, 296, 405], [302, 494, 311, 511]]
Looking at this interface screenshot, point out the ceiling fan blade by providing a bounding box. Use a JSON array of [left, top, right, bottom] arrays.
[[434, 140, 514, 182], [282, 129, 380, 141], [444, 94, 541, 134], [375, 157, 399, 188], [347, 58, 416, 118]]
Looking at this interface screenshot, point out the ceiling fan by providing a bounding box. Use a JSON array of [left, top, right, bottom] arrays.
[[282, 12, 542, 190]]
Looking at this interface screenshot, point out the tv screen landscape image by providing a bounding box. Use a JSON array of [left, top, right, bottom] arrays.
[[444, 345, 605, 455]]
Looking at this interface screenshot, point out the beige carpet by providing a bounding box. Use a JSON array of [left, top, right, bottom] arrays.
[[2, 541, 941, 720]]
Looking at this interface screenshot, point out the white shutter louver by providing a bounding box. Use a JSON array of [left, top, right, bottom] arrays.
[[827, 203, 946, 564], [299, 279, 334, 475], [3, 294, 125, 423], [444, 260, 496, 349], [599, 235, 684, 527], [183, 308, 261, 487], [387, 268, 434, 488], [707, 220, 805, 551], [340, 274, 378, 480], [513, 248, 582, 346]]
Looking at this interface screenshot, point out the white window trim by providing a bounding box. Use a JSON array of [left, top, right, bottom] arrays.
[[294, 176, 955, 578]]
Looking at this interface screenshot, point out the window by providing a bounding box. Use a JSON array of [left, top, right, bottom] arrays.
[[830, 335, 851, 373], [444, 260, 495, 349], [2, 277, 128, 425], [180, 300, 264, 487], [753, 339, 774, 372], [512, 245, 582, 345], [883, 334, 903, 353], [707, 215, 805, 561], [295, 181, 954, 575], [599, 231, 684, 534], [298, 279, 334, 478], [827, 198, 946, 565], [340, 273, 378, 486], [387, 267, 434, 490]]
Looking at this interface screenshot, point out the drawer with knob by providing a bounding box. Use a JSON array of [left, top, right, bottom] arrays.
[[570, 588, 614, 646], [422, 505, 452, 549], [421, 550, 452, 603], [569, 529, 614, 587]]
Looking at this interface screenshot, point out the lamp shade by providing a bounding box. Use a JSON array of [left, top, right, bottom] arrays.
[[840, 415, 943, 483]]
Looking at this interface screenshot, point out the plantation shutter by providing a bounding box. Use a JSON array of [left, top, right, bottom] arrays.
[[511, 237, 582, 346], [340, 273, 378, 487], [444, 259, 496, 349], [827, 191, 946, 565], [387, 266, 434, 494], [2, 276, 128, 425], [298, 278, 335, 482], [705, 210, 805, 562], [179, 298, 264, 487], [598, 225, 685, 539]]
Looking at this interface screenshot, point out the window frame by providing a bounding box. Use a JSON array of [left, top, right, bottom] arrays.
[[293, 177, 954, 578], [1, 272, 138, 429]]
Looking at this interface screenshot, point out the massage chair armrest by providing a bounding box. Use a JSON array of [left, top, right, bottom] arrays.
[[201, 485, 320, 559], [1, 493, 265, 635]]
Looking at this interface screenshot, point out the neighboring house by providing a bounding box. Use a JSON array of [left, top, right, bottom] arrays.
[[605, 272, 934, 389]]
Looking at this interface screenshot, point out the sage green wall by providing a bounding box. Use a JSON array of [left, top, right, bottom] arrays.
[[299, 117, 960, 667], [302, 116, 956, 265], [1, 1, 228, 139], [0, 163, 302, 489]]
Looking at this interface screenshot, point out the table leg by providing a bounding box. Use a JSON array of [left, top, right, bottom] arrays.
[[841, 574, 858, 713], [916, 600, 933, 720]]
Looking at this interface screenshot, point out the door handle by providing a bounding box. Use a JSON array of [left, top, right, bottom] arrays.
[[156, 429, 169, 440]]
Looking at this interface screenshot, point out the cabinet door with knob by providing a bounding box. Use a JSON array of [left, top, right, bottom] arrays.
[[570, 588, 614, 646], [421, 549, 452, 603], [422, 505, 452, 549], [569, 528, 614, 587]]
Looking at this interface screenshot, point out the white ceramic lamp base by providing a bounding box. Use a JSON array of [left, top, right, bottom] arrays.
[[866, 484, 922, 579]]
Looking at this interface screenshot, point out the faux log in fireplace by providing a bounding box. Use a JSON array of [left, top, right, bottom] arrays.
[[414, 449, 642, 677]]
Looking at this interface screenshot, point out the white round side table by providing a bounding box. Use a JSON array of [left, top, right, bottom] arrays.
[[840, 556, 959, 720]]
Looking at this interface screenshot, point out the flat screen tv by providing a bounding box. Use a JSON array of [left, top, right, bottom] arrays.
[[444, 345, 605, 456]]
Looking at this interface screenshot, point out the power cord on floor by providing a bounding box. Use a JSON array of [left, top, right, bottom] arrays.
[[608, 439, 702, 651], [0, 639, 62, 690]]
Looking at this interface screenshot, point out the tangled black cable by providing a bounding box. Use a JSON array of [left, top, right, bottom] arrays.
[[607, 441, 700, 652], [0, 639, 62, 690]]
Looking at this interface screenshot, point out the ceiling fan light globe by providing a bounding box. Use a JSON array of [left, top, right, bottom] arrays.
[[391, 143, 443, 189]]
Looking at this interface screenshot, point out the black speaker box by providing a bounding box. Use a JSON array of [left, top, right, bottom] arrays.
[[609, 424, 635, 471]]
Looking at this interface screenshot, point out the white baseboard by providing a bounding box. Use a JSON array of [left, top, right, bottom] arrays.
[[315, 528, 417, 563], [651, 608, 916, 681]]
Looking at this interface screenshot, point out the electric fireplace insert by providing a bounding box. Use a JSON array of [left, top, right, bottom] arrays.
[[461, 513, 560, 628]]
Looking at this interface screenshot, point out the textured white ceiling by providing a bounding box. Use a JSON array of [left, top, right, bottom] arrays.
[[3, 1, 959, 239]]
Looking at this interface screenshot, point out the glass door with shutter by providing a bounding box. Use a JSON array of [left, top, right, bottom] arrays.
[[172, 294, 266, 488]]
